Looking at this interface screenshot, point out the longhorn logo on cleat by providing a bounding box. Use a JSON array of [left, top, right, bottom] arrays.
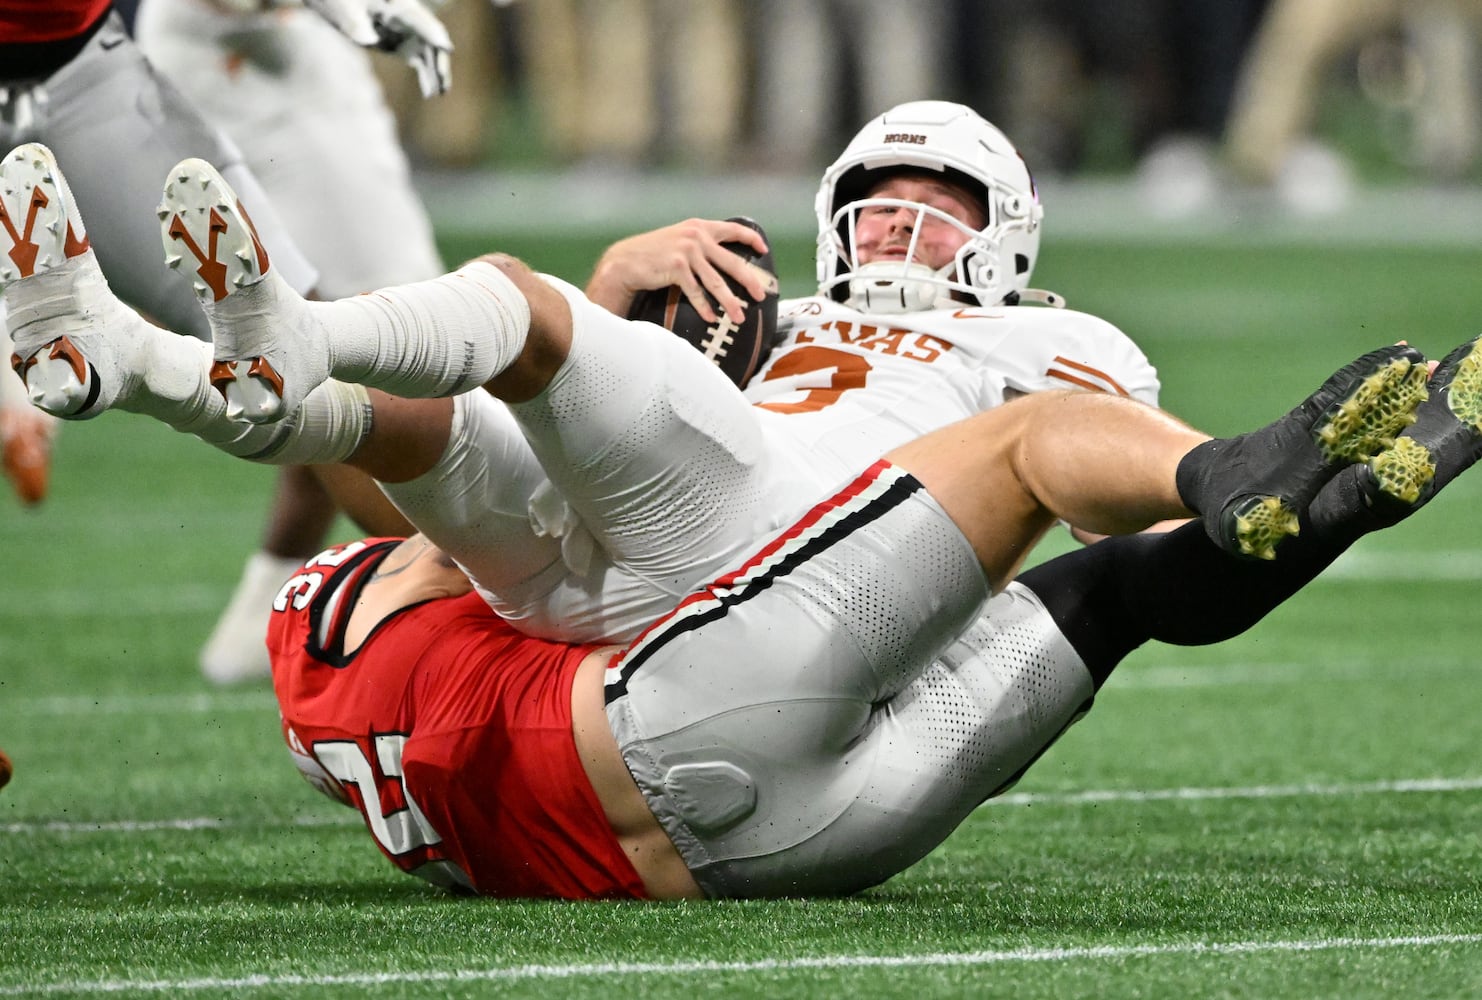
[[0, 183, 88, 279], [166, 208, 232, 302], [0, 185, 48, 278], [10, 335, 88, 394]]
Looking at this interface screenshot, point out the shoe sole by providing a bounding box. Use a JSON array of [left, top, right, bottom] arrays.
[[1369, 334, 1482, 505], [0, 143, 88, 284], [0, 143, 98, 417], [158, 158, 281, 421], [1369, 437, 1436, 505], [1229, 354, 1429, 559]]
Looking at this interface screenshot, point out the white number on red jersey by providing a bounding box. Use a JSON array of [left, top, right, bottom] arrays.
[[270, 541, 372, 612], [313, 734, 442, 856]]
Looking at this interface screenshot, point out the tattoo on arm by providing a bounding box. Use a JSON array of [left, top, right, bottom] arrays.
[[368, 537, 432, 583]]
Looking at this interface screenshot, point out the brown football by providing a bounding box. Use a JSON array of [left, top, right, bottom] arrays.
[[627, 217, 779, 389]]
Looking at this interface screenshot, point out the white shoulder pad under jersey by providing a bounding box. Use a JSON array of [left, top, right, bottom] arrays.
[[745, 296, 1160, 475]]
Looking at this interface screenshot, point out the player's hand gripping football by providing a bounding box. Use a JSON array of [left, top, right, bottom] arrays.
[[302, 0, 453, 97], [587, 218, 774, 326]]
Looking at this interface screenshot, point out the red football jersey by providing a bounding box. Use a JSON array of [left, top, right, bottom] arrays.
[[0, 0, 110, 43], [268, 538, 648, 900]]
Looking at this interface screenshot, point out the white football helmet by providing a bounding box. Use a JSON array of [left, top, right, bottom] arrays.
[[816, 100, 1049, 312]]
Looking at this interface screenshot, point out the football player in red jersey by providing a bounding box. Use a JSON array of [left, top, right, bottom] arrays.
[[269, 344, 1481, 900], [260, 315, 1479, 899]]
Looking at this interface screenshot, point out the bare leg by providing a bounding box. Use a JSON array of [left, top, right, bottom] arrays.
[[886, 391, 1203, 591], [890, 342, 1429, 590]]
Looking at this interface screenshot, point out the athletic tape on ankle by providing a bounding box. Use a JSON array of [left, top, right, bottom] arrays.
[[225, 381, 373, 465]]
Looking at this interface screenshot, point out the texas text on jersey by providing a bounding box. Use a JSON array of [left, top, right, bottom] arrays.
[[266, 538, 648, 899], [744, 297, 1161, 483]]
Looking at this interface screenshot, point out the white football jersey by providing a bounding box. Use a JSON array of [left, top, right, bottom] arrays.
[[745, 296, 1160, 481]]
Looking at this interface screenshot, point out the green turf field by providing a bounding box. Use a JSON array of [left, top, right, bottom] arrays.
[[4, 230, 1482, 998]]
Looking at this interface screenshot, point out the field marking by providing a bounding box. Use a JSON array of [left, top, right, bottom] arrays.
[[5, 775, 1479, 838], [0, 814, 356, 836], [1109, 655, 1472, 690], [1325, 546, 1482, 581], [417, 168, 1482, 247], [993, 775, 1482, 806], [4, 933, 1480, 995], [0, 584, 226, 619]]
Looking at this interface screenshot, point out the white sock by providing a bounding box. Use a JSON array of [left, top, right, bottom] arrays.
[[222, 381, 373, 466], [202, 259, 530, 401], [121, 329, 224, 426], [116, 333, 371, 467], [315, 260, 531, 396]]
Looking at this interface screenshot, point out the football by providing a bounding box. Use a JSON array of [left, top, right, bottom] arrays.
[[0, 746, 12, 791], [627, 217, 779, 389]]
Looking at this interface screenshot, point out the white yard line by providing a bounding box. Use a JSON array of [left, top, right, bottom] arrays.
[[0, 584, 226, 618], [4, 933, 1480, 994], [1325, 546, 1482, 581], [993, 775, 1482, 806], [0, 814, 355, 835], [417, 169, 1482, 247]]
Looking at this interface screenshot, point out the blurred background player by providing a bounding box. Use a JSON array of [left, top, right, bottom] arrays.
[[133, 0, 449, 683], [0, 0, 448, 684], [1224, 0, 1482, 213], [0, 329, 50, 504]]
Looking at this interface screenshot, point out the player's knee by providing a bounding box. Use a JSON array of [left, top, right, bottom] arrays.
[[473, 253, 549, 306], [473, 253, 566, 328], [472, 252, 531, 284], [471, 253, 572, 401]]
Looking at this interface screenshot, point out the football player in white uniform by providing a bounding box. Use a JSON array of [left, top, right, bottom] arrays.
[[590, 102, 1160, 507], [134, 0, 445, 300], [2, 140, 1439, 637], [3, 102, 1430, 638], [751, 99, 1157, 472]]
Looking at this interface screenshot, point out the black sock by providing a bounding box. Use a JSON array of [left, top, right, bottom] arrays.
[[1017, 520, 1352, 689]]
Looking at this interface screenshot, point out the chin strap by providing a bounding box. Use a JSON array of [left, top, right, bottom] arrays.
[[1004, 288, 1067, 309]]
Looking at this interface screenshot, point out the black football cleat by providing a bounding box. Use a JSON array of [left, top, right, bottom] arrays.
[[1310, 333, 1482, 535], [1178, 343, 1429, 560]]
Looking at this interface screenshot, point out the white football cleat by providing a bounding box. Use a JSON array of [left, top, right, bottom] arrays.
[[159, 158, 329, 424], [0, 143, 147, 420], [0, 142, 89, 285]]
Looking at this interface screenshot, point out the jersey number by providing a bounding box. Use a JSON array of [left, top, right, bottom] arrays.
[[272, 541, 370, 612], [313, 735, 441, 856], [755, 346, 873, 414]]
